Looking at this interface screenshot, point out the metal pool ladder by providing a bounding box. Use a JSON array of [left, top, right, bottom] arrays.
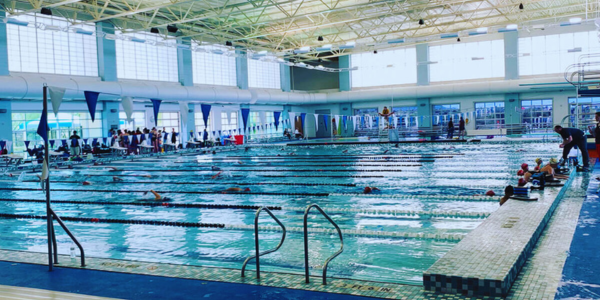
[[303, 204, 344, 285], [241, 207, 286, 279]]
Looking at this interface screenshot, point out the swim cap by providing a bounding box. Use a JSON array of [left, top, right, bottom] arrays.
[[521, 163, 528, 170], [549, 157, 558, 164], [535, 158, 542, 164], [517, 170, 524, 176], [485, 190, 495, 196], [518, 178, 527, 186], [363, 187, 373, 194], [243, 188, 251, 192], [82, 181, 91, 185]]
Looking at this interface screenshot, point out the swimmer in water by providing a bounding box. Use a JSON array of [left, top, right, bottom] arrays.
[[342, 150, 348, 154], [212, 171, 222, 179], [143, 190, 171, 201], [107, 167, 119, 172], [82, 181, 91, 185], [211, 166, 221, 171], [223, 187, 251, 193], [112, 176, 124, 182], [383, 150, 390, 154], [363, 186, 380, 194], [237, 161, 244, 165], [212, 151, 216, 155]]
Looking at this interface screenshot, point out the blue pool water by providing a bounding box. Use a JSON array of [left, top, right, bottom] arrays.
[[0, 141, 564, 285]]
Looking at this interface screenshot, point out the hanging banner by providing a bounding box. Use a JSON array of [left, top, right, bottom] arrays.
[[353, 116, 357, 131], [323, 114, 329, 131], [84, 91, 100, 122], [24, 141, 31, 149], [151, 99, 162, 126], [289, 112, 296, 131], [37, 105, 49, 143], [314, 114, 319, 132], [49, 86, 65, 117], [200, 104, 211, 128], [49, 140, 55, 148], [102, 138, 107, 146], [121, 96, 134, 123], [41, 158, 49, 180], [335, 115, 341, 134], [0, 140, 5, 150], [83, 139, 88, 145], [300, 113, 306, 131], [92, 138, 98, 146], [241, 108, 250, 132], [190, 132, 194, 138], [179, 102, 189, 127], [274, 111, 281, 130], [342, 116, 347, 130]]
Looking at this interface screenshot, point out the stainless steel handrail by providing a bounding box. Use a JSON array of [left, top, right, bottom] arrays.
[[49, 208, 86, 267], [241, 207, 286, 279], [303, 204, 343, 285]]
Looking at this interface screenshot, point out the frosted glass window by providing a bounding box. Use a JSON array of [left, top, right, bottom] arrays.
[[429, 40, 504, 81], [157, 112, 180, 134], [522, 99, 552, 129], [192, 45, 237, 86], [432, 104, 461, 126], [118, 112, 146, 131], [6, 13, 97, 76], [248, 56, 281, 89], [351, 48, 417, 87], [195, 112, 213, 135], [392, 106, 418, 127], [115, 32, 178, 82], [519, 31, 600, 76], [265, 112, 283, 135], [220, 111, 238, 131]]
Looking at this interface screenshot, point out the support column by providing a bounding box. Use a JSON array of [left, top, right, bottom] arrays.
[[280, 64, 291, 92], [504, 94, 520, 129], [181, 103, 195, 144], [177, 38, 194, 87], [504, 31, 519, 80], [0, 8, 10, 76], [96, 22, 117, 82], [417, 98, 431, 128], [339, 103, 353, 136], [0, 100, 12, 148], [102, 102, 120, 137], [339, 55, 351, 91], [235, 47, 249, 90], [416, 44, 430, 86]]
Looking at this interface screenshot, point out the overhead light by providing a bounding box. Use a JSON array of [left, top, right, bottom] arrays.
[[176, 44, 190, 50], [130, 37, 146, 43], [167, 25, 178, 33], [387, 38, 405, 44], [457, 37, 461, 42], [477, 27, 488, 33], [569, 17, 582, 24], [40, 7, 52, 16], [306, 65, 315, 69], [6, 18, 29, 27], [441, 33, 459, 39], [150, 27, 159, 34], [211, 49, 224, 55], [568, 47, 582, 53], [316, 65, 325, 70], [318, 36, 323, 41], [339, 41, 355, 49], [296, 62, 307, 67], [418, 19, 424, 25], [519, 3, 524, 9], [373, 50, 378, 54], [506, 24, 518, 30], [225, 41, 233, 46], [276, 58, 285, 63], [44, 25, 61, 31], [74, 28, 94, 35], [471, 57, 485, 60], [294, 46, 310, 54], [316, 44, 332, 51], [423, 61, 438, 64]]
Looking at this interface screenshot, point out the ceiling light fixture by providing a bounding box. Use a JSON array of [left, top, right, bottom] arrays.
[[457, 38, 461, 42], [519, 3, 524, 9], [40, 7, 52, 16], [166, 25, 178, 33], [225, 41, 233, 46], [318, 36, 323, 41], [418, 19, 424, 25], [150, 27, 159, 34]]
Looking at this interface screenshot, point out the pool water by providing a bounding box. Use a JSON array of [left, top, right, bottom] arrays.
[[0, 141, 564, 285]]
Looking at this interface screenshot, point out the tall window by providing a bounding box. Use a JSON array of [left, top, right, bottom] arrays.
[[429, 40, 504, 81], [392, 106, 418, 128], [520, 31, 600, 76], [195, 111, 213, 135], [265, 112, 283, 135], [115, 32, 178, 81], [157, 112, 180, 134], [192, 45, 237, 86], [432, 104, 460, 126], [351, 47, 417, 87], [521, 99, 552, 129], [568, 97, 600, 129], [118, 112, 146, 131], [6, 13, 98, 76], [221, 111, 238, 132], [248, 56, 281, 89], [474, 102, 505, 129], [12, 111, 101, 153]]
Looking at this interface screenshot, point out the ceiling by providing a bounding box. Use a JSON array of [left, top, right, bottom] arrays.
[[2, 0, 596, 60]]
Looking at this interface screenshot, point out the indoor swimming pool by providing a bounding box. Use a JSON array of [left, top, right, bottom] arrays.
[[0, 141, 566, 285]]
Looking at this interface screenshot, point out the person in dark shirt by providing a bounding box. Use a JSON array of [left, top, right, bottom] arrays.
[[554, 125, 589, 170], [458, 117, 466, 139], [589, 112, 600, 162], [171, 128, 177, 145], [69, 131, 81, 156], [447, 118, 454, 139]]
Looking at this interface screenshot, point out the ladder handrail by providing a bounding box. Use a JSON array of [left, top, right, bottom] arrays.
[[49, 208, 85, 267], [303, 204, 344, 285], [241, 207, 286, 279]]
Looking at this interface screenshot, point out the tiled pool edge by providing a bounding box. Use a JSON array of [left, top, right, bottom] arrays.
[[423, 171, 576, 297], [0, 249, 503, 300]]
